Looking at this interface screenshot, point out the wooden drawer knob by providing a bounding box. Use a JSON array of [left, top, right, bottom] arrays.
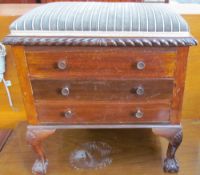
[[136, 61, 145, 70], [61, 86, 70, 96], [135, 109, 143, 118], [57, 60, 67, 70], [64, 109, 73, 118], [136, 86, 144, 96]]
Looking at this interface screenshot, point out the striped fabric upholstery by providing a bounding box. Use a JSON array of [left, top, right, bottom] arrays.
[[9, 2, 189, 36]]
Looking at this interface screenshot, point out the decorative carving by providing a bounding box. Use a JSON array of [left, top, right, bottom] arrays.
[[152, 127, 182, 173], [164, 129, 182, 173], [3, 36, 197, 47], [26, 128, 56, 175]]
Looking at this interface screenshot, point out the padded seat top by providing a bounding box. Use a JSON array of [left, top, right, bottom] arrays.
[[9, 2, 190, 37]]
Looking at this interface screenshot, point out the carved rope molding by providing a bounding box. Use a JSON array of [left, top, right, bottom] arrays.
[[3, 36, 198, 47]]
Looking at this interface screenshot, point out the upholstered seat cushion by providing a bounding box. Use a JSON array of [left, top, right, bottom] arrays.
[[9, 2, 190, 37]]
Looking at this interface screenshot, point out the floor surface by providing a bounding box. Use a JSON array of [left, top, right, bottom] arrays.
[[0, 120, 199, 175], [0, 129, 12, 152]]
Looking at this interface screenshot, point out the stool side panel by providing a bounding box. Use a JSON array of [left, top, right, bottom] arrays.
[[171, 46, 189, 124], [11, 46, 38, 124]]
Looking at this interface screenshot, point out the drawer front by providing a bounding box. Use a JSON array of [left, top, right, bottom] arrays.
[[36, 102, 170, 124], [32, 79, 173, 102], [26, 47, 177, 79]]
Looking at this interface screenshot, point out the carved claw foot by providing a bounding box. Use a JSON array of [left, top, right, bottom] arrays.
[[152, 127, 182, 173], [32, 159, 48, 175], [163, 158, 179, 173], [26, 127, 56, 175]]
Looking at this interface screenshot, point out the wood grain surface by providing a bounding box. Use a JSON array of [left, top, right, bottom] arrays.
[[170, 47, 189, 124], [31, 79, 173, 102], [26, 47, 177, 79], [25, 42, 180, 125], [12, 46, 38, 124], [14, 44, 177, 125], [27, 45, 175, 125], [36, 101, 170, 124], [0, 120, 199, 175], [0, 129, 12, 151]]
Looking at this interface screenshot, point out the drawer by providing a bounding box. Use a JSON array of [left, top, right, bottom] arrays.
[[26, 47, 177, 79], [32, 79, 173, 102], [36, 101, 170, 124]]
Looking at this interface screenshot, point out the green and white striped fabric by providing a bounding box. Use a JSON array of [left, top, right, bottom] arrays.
[[9, 2, 190, 37]]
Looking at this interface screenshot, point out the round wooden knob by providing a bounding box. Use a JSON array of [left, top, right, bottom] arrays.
[[57, 60, 67, 70], [135, 109, 143, 118], [61, 86, 69, 96], [136, 86, 144, 96], [136, 61, 145, 70], [64, 109, 73, 118]]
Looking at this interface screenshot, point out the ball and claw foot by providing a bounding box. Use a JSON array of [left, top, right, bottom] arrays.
[[26, 128, 56, 175], [163, 158, 179, 173], [152, 127, 182, 173], [32, 159, 48, 175]]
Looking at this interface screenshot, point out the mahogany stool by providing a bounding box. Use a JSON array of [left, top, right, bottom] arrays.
[[3, 2, 197, 174]]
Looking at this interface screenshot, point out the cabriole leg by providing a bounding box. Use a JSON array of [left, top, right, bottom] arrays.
[[26, 127, 56, 175], [152, 127, 183, 173]]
